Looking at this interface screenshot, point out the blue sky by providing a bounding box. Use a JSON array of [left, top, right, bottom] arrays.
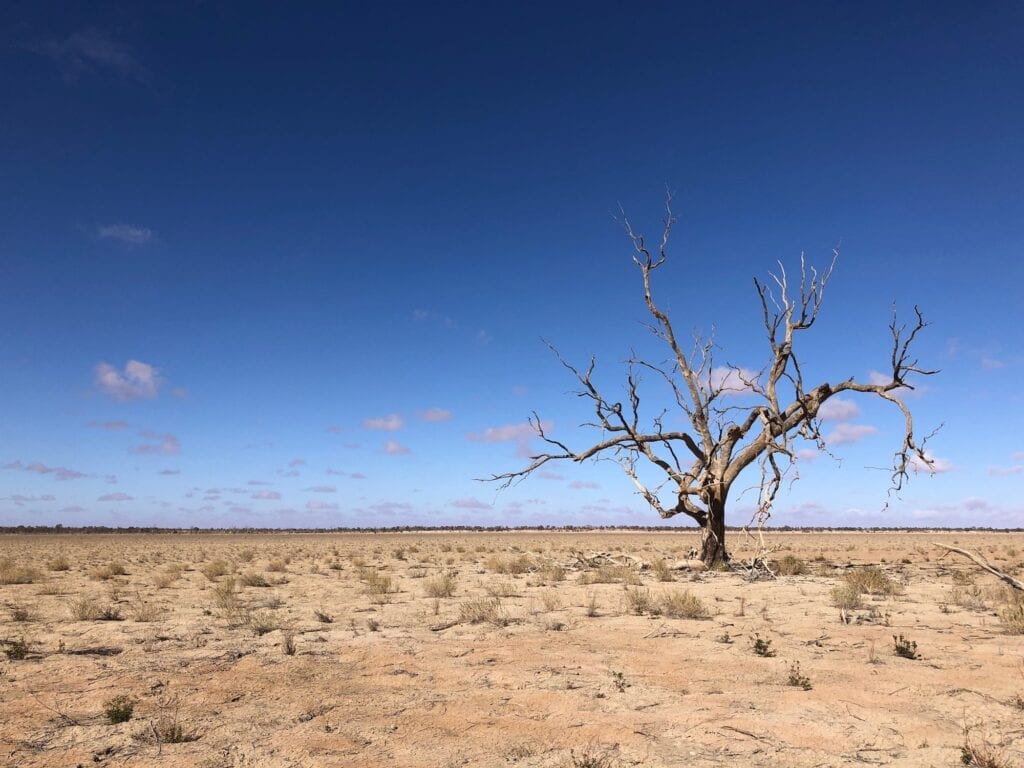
[[1, 2, 1022, 529]]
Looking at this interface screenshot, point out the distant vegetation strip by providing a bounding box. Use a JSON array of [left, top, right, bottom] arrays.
[[1, 525, 1022, 534]]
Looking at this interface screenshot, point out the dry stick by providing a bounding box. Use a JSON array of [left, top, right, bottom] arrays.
[[933, 543, 1024, 591]]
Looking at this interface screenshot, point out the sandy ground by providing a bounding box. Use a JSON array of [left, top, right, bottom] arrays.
[[1, 531, 1023, 768]]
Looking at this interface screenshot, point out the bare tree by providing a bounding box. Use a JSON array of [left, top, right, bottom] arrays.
[[489, 195, 939, 567]]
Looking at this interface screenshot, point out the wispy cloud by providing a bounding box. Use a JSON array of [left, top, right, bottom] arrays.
[[87, 420, 130, 431], [95, 360, 160, 401], [2, 460, 87, 481], [4, 494, 57, 507], [303, 485, 336, 494], [98, 492, 132, 502], [326, 469, 367, 479], [466, 420, 552, 457], [363, 414, 403, 431], [251, 490, 282, 500], [568, 480, 600, 490], [384, 440, 411, 455], [708, 366, 759, 396], [818, 397, 860, 422], [450, 497, 491, 510], [130, 432, 181, 456], [326, 425, 344, 434], [30, 28, 149, 83], [824, 423, 878, 446], [289, 459, 306, 467], [158, 469, 180, 476], [990, 452, 1024, 476], [306, 500, 339, 511], [418, 407, 452, 422], [97, 223, 153, 245], [908, 451, 955, 474]]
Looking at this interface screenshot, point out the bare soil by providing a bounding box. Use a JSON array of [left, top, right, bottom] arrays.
[[2, 531, 1023, 767]]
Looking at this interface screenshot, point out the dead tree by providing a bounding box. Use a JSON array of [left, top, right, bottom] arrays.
[[489, 195, 939, 568]]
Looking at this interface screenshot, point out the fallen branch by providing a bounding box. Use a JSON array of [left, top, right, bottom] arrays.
[[933, 543, 1024, 591]]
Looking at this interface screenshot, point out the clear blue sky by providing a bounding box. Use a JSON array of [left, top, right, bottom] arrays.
[[2, 2, 1022, 529]]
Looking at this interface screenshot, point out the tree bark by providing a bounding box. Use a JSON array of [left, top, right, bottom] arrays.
[[699, 497, 729, 567]]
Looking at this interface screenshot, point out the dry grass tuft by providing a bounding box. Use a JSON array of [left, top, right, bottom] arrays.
[[459, 596, 508, 626]]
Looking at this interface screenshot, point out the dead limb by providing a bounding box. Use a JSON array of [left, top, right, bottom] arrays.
[[933, 543, 1024, 591]]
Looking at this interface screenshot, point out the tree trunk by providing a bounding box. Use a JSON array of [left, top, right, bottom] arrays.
[[699, 498, 729, 568]]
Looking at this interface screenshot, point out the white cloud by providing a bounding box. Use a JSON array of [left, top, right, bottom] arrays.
[[306, 500, 339, 511], [32, 28, 149, 83], [251, 491, 281, 500], [818, 397, 860, 422], [568, 480, 600, 490], [303, 485, 336, 493], [466, 420, 552, 457], [908, 451, 954, 474], [2, 460, 87, 481], [131, 432, 181, 456], [98, 492, 132, 502], [95, 360, 160, 401], [384, 440, 411, 455], [364, 414, 403, 431], [418, 407, 452, 422], [708, 366, 759, 395], [450, 497, 491, 510], [97, 223, 153, 244], [824, 423, 879, 446]]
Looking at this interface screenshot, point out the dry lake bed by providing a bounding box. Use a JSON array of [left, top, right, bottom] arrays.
[[2, 531, 1023, 767]]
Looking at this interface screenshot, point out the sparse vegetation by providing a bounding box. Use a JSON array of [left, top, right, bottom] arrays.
[[459, 596, 508, 626], [752, 634, 776, 657], [786, 662, 812, 690], [893, 634, 919, 659], [422, 573, 457, 598], [657, 589, 707, 619], [103, 694, 135, 723]]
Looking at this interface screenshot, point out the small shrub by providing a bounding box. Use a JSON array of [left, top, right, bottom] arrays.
[[774, 555, 809, 576], [786, 662, 812, 690], [570, 746, 619, 768], [246, 610, 279, 636], [585, 592, 599, 617], [128, 598, 164, 622], [830, 584, 863, 610], [651, 558, 675, 582], [623, 586, 656, 615], [360, 568, 397, 603], [103, 694, 134, 724], [486, 554, 533, 575], [4, 637, 29, 661], [200, 560, 231, 581], [610, 670, 628, 693], [70, 597, 103, 621], [212, 577, 240, 618], [539, 564, 566, 582], [266, 559, 288, 572], [998, 597, 1024, 634], [366, 618, 380, 632], [893, 634, 919, 659], [0, 559, 42, 584], [658, 589, 707, 619], [98, 604, 124, 621], [539, 589, 562, 612], [458, 596, 508, 626], [314, 609, 333, 624], [240, 572, 270, 588], [422, 573, 457, 598], [752, 634, 776, 657], [47, 555, 71, 572], [843, 567, 900, 596], [10, 603, 33, 622], [484, 579, 518, 598], [282, 629, 296, 655]]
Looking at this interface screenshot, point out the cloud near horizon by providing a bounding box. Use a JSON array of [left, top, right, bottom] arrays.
[[95, 360, 161, 401], [450, 497, 491, 510]]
